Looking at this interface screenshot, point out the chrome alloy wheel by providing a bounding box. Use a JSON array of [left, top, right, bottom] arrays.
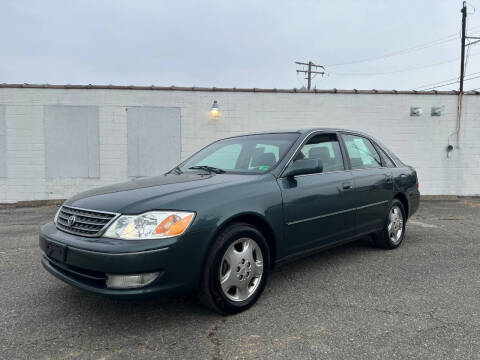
[[219, 238, 264, 302], [388, 205, 404, 244]]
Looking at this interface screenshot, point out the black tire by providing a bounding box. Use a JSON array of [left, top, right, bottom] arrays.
[[200, 223, 270, 315], [373, 199, 406, 249]]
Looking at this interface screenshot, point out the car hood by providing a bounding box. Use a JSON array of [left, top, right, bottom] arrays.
[[65, 172, 262, 214]]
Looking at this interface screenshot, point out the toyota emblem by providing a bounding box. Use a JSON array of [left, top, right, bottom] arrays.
[[67, 215, 77, 227]]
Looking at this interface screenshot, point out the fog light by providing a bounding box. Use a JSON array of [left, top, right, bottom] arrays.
[[106, 272, 159, 289]]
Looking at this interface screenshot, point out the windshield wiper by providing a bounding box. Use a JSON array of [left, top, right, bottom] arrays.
[[188, 165, 226, 174]]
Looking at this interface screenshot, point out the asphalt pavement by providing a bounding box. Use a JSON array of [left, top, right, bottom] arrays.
[[0, 199, 479, 359]]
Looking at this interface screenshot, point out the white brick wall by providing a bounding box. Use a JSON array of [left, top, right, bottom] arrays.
[[0, 87, 479, 202]]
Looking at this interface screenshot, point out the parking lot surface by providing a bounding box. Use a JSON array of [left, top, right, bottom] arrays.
[[0, 199, 479, 359]]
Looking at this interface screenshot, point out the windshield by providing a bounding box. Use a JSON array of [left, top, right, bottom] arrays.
[[177, 133, 299, 174]]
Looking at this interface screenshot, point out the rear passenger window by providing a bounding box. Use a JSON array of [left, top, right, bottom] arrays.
[[341, 134, 382, 169], [297, 134, 345, 172]]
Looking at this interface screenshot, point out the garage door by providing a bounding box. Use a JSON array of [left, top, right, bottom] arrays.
[[127, 107, 181, 177], [44, 105, 100, 179]]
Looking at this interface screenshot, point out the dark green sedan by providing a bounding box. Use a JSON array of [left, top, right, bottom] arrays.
[[40, 128, 420, 314]]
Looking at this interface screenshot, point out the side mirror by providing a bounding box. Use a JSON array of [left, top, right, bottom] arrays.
[[283, 159, 323, 178]]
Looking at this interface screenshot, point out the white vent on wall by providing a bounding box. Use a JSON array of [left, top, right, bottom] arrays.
[[410, 107, 423, 116], [431, 106, 444, 116]]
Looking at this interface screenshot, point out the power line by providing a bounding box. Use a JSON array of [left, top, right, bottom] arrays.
[[414, 71, 480, 90], [325, 34, 458, 67], [332, 52, 480, 76], [420, 74, 480, 91], [325, 25, 480, 68]]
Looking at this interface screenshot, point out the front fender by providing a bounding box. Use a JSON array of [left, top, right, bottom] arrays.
[[187, 174, 284, 271]]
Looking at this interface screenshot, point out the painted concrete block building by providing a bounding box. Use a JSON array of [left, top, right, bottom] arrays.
[[0, 84, 479, 203]]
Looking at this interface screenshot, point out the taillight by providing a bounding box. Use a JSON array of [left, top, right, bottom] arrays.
[[416, 177, 419, 190]]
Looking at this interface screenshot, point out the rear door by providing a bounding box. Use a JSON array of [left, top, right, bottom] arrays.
[[277, 132, 357, 254], [339, 133, 394, 234]]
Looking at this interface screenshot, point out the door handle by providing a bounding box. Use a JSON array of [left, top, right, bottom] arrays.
[[342, 182, 352, 190]]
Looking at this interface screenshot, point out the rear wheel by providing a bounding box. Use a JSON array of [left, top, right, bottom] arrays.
[[373, 199, 406, 249], [200, 223, 270, 314]]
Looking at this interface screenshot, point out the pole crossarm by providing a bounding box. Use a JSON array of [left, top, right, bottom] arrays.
[[295, 60, 325, 89], [295, 61, 325, 70], [466, 39, 480, 46], [296, 70, 325, 74]]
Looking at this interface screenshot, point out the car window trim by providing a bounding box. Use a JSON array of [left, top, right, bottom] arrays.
[[371, 140, 398, 168], [339, 132, 386, 170], [280, 169, 350, 180], [339, 130, 398, 168], [336, 131, 351, 170], [279, 130, 348, 178]]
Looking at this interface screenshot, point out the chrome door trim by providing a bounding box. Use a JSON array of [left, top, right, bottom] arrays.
[[286, 200, 389, 226], [355, 200, 389, 210], [286, 207, 356, 226]]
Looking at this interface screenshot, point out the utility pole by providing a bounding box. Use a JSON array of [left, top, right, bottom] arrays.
[[459, 1, 467, 93], [295, 61, 325, 89], [451, 1, 469, 151], [458, 1, 480, 92]]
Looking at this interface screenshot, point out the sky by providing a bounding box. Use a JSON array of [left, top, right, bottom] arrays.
[[1, 0, 480, 91]]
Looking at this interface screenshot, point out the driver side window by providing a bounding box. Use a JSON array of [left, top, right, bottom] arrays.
[[296, 134, 345, 172]]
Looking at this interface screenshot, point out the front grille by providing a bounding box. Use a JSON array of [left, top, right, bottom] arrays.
[[56, 205, 119, 237]]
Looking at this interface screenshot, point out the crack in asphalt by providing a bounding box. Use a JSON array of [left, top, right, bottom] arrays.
[[325, 302, 478, 330], [326, 302, 426, 318], [425, 307, 477, 329], [315, 301, 480, 349]]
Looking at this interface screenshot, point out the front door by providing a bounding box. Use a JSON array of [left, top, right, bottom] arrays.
[[278, 133, 357, 254]]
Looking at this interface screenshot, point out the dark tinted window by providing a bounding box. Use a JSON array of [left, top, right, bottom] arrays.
[[297, 134, 344, 172], [341, 134, 382, 169]]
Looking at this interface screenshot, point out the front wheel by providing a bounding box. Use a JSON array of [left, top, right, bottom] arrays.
[[200, 223, 270, 314], [373, 199, 406, 249]]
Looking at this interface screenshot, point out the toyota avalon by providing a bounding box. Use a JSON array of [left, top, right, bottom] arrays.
[[40, 128, 420, 314]]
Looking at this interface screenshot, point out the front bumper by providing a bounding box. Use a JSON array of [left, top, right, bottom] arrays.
[[39, 222, 207, 298]]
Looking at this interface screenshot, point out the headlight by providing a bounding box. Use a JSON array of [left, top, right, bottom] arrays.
[[104, 211, 195, 240]]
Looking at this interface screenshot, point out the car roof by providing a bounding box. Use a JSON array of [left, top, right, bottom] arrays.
[[225, 128, 371, 137]]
